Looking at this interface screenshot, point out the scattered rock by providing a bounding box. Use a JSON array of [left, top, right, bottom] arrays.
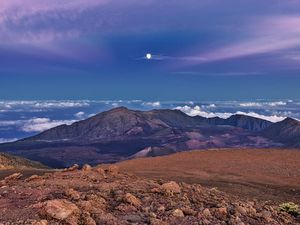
[[34, 220, 48, 225], [157, 205, 166, 213], [215, 207, 228, 219], [95, 167, 106, 176], [65, 188, 81, 200], [25, 174, 41, 182], [236, 205, 247, 215], [41, 199, 79, 220], [4, 173, 23, 182], [172, 209, 184, 217], [261, 210, 273, 222], [93, 212, 120, 225], [218, 207, 227, 215], [122, 214, 142, 223], [63, 164, 79, 172], [124, 193, 141, 207], [248, 206, 257, 215], [82, 164, 92, 171], [182, 207, 197, 216], [150, 187, 161, 193], [0, 169, 298, 225], [106, 165, 119, 175], [149, 212, 157, 218], [202, 208, 212, 218], [150, 218, 169, 225], [82, 212, 97, 225], [161, 181, 181, 194]]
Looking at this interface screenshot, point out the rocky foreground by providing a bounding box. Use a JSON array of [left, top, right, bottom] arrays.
[[0, 165, 299, 225]]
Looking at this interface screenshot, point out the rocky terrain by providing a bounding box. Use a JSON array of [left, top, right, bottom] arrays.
[[1, 107, 300, 167], [0, 164, 299, 225], [0, 153, 48, 170]]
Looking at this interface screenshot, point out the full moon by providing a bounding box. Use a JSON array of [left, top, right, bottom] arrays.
[[146, 53, 152, 60]]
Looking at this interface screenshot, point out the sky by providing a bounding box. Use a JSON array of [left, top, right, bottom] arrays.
[[1, 0, 300, 100]]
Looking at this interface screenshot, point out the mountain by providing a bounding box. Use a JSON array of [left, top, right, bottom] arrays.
[[16, 107, 271, 143], [25, 107, 185, 142], [214, 114, 272, 131], [262, 117, 300, 147], [0, 152, 48, 170], [0, 107, 298, 167]]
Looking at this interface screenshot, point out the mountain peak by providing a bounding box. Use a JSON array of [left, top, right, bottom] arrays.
[[281, 117, 299, 124], [107, 106, 131, 113]]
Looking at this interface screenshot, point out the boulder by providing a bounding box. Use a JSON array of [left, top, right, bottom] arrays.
[[161, 181, 181, 194], [82, 164, 92, 171], [4, 173, 23, 181], [123, 193, 141, 207], [202, 208, 212, 218], [172, 209, 184, 217], [42, 199, 79, 220], [106, 165, 119, 175], [25, 175, 41, 182], [63, 164, 79, 172], [65, 188, 81, 200]]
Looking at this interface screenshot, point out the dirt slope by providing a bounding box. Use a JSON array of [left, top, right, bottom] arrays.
[[116, 149, 300, 203]]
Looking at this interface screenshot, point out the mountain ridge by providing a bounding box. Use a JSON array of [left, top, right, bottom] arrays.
[[0, 107, 299, 167]]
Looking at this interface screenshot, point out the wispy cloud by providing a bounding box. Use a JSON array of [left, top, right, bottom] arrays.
[[0, 0, 110, 44], [189, 16, 300, 63], [172, 15, 300, 66], [172, 71, 264, 76], [139, 54, 206, 61]]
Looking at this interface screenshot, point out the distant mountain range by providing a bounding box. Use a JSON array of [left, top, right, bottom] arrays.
[[0, 107, 299, 168]]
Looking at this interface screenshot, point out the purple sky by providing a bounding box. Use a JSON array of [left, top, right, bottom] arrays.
[[1, 0, 300, 100]]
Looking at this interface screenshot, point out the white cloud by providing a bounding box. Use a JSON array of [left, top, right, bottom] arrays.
[[74, 111, 85, 119], [240, 101, 287, 107], [0, 100, 90, 111], [21, 118, 77, 132], [0, 120, 25, 127], [33, 101, 90, 108], [175, 105, 286, 122], [235, 111, 286, 123], [143, 101, 161, 107], [175, 105, 231, 118], [0, 138, 18, 143]]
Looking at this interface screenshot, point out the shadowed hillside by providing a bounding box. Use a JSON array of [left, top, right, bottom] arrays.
[[0, 153, 48, 170]]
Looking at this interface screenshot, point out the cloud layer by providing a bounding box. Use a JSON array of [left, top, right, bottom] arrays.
[[175, 105, 286, 122]]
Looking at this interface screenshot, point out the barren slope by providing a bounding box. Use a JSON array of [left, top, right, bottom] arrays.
[[117, 149, 300, 203]]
